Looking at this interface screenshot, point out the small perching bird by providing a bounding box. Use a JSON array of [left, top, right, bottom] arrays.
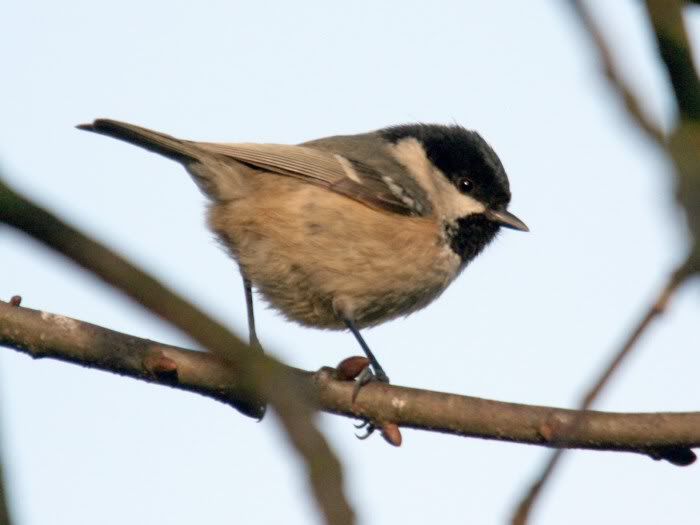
[[78, 119, 528, 391]]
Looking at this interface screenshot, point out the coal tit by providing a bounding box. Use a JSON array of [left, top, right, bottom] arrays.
[[78, 120, 528, 386]]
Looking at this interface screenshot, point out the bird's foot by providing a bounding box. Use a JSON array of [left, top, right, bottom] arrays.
[[335, 356, 394, 441], [352, 365, 389, 403], [335, 356, 390, 402]]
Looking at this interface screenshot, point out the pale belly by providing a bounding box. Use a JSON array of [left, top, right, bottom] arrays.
[[208, 180, 462, 329]]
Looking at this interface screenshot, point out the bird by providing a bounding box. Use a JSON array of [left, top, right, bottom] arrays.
[[78, 119, 528, 394]]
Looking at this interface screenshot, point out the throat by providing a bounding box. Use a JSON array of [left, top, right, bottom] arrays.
[[445, 215, 499, 263]]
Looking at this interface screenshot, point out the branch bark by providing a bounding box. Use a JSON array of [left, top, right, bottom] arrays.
[[2, 299, 699, 457]]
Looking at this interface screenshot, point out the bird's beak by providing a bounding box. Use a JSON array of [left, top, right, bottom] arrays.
[[485, 209, 529, 232]]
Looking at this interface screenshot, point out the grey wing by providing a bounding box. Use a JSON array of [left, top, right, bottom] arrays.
[[197, 140, 428, 216]]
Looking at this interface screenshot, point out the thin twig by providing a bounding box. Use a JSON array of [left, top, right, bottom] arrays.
[[645, 0, 700, 121], [571, 0, 665, 144], [0, 177, 354, 525], [511, 268, 688, 525], [2, 299, 700, 456]]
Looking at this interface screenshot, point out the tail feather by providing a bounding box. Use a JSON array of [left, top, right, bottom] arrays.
[[78, 118, 249, 201], [77, 119, 200, 163]]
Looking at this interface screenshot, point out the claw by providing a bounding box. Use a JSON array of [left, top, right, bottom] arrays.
[[354, 415, 376, 438], [355, 423, 376, 440]]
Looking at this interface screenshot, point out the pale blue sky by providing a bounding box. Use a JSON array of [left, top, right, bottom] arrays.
[[2, 1, 699, 524]]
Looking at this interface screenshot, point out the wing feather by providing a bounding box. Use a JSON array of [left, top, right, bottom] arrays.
[[196, 142, 421, 216]]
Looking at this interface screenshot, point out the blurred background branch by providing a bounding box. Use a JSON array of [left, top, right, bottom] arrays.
[[510, 1, 700, 523], [0, 440, 12, 525], [571, 0, 665, 144], [0, 176, 354, 525], [645, 0, 700, 272]]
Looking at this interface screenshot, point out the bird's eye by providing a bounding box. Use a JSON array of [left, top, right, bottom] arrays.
[[458, 177, 473, 193]]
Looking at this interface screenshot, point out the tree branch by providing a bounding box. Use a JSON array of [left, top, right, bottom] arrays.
[[2, 299, 699, 457], [0, 178, 354, 525], [510, 267, 691, 525]]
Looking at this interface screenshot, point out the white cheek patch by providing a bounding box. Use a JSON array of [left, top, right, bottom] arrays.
[[434, 176, 486, 219], [388, 138, 437, 195], [388, 137, 486, 221]]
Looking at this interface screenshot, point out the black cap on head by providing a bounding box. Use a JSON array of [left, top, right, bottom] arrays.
[[379, 123, 511, 209], [381, 123, 527, 262]]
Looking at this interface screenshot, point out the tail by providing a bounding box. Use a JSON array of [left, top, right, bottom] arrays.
[[78, 118, 249, 201], [77, 119, 201, 163]]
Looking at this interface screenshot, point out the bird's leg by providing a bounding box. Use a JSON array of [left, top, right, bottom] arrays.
[[242, 274, 263, 352], [332, 300, 391, 438], [343, 318, 390, 384], [238, 273, 268, 419], [343, 318, 389, 439], [342, 317, 393, 438]]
